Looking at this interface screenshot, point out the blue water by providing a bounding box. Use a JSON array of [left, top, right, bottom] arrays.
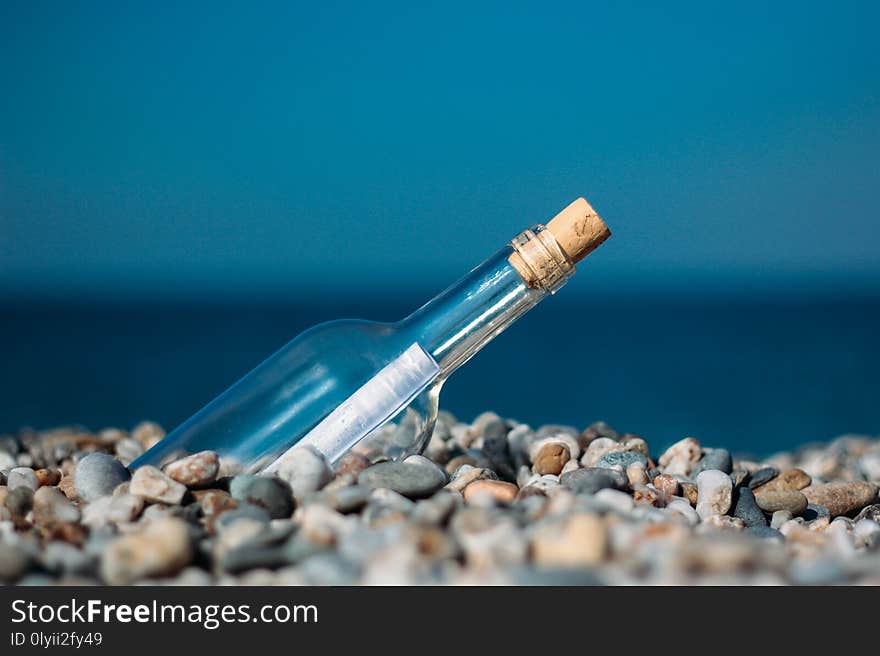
[[2, 294, 879, 457]]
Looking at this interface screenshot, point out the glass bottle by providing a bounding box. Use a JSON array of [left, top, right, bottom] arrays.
[[130, 198, 610, 473]]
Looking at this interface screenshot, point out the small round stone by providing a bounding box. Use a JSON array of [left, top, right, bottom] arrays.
[[357, 461, 446, 499], [747, 466, 779, 489], [744, 526, 784, 541], [462, 479, 518, 504], [692, 448, 733, 476], [560, 467, 628, 495], [755, 490, 808, 515], [75, 453, 130, 502], [101, 517, 192, 584], [753, 468, 811, 494], [164, 451, 220, 488], [596, 450, 648, 471], [533, 442, 570, 476], [803, 482, 879, 517], [228, 475, 295, 519], [33, 486, 81, 525], [732, 487, 768, 527], [130, 466, 188, 505], [7, 467, 39, 492], [695, 469, 733, 520], [272, 446, 332, 500]]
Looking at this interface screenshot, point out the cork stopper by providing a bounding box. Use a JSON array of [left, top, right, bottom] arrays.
[[508, 197, 611, 292], [546, 197, 611, 263]]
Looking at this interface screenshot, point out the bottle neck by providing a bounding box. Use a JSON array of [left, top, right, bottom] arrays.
[[400, 233, 569, 376]]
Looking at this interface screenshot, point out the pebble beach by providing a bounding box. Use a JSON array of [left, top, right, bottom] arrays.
[[1, 413, 879, 585]]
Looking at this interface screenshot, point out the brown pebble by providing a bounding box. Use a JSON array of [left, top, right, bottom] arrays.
[[334, 452, 373, 478], [754, 490, 808, 515], [533, 443, 570, 476], [516, 486, 548, 502], [463, 479, 518, 504], [444, 454, 478, 476], [680, 481, 699, 506], [131, 421, 165, 450], [34, 468, 62, 487], [58, 474, 78, 501], [803, 481, 879, 517], [653, 474, 680, 497], [164, 451, 220, 488], [754, 468, 811, 494], [44, 522, 88, 547], [194, 489, 238, 531]]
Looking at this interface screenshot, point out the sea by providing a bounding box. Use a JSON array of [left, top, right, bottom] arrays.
[[3, 292, 879, 458]]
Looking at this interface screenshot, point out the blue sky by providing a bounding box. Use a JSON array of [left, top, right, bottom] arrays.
[[2, 1, 879, 298]]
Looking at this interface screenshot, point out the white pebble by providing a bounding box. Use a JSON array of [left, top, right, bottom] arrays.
[[695, 469, 732, 520]]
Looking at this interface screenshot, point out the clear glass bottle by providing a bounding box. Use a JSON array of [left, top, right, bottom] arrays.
[[131, 198, 610, 473]]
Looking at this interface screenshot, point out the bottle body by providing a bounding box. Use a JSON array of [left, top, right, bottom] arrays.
[[131, 225, 576, 473]]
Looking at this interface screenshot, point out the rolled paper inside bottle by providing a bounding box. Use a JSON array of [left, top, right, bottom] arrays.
[[508, 197, 611, 290]]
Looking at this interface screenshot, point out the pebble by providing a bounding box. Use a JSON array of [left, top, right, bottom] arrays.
[[5, 487, 34, 516], [229, 475, 294, 519], [358, 461, 447, 499], [732, 488, 767, 527], [560, 467, 627, 495], [272, 446, 332, 500], [462, 480, 518, 504], [335, 452, 373, 478], [7, 467, 39, 492], [854, 504, 880, 524], [0, 542, 31, 582], [532, 442, 570, 476], [531, 514, 607, 567], [580, 437, 620, 468], [753, 468, 811, 494], [695, 470, 732, 520], [130, 466, 188, 505], [445, 464, 497, 492], [754, 490, 808, 515], [803, 482, 879, 517], [594, 488, 635, 513], [626, 462, 649, 486], [34, 468, 61, 487], [101, 517, 192, 584], [164, 451, 220, 488], [596, 451, 648, 471], [658, 437, 701, 476], [744, 526, 784, 542], [692, 448, 733, 476], [747, 466, 779, 489], [770, 510, 792, 529], [75, 453, 130, 502], [653, 473, 680, 497], [33, 486, 81, 525], [131, 421, 165, 449]]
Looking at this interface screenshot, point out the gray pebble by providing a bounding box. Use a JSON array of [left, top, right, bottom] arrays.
[[214, 505, 271, 531], [358, 461, 446, 499], [560, 467, 628, 495], [0, 542, 31, 582], [744, 526, 784, 542], [229, 476, 294, 519], [747, 466, 779, 489], [76, 453, 130, 502], [316, 485, 371, 514], [803, 503, 831, 523], [733, 488, 768, 527], [273, 446, 332, 501], [596, 451, 648, 471], [5, 486, 34, 516], [7, 467, 39, 492], [692, 448, 733, 476]]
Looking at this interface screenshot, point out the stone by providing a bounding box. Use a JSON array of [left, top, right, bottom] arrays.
[[755, 490, 808, 515], [854, 504, 880, 524], [101, 517, 192, 584], [596, 450, 648, 471], [755, 468, 812, 494], [747, 466, 779, 489], [692, 448, 733, 476], [5, 486, 34, 516], [357, 461, 446, 499], [131, 421, 165, 449], [626, 462, 649, 486], [34, 468, 61, 487], [463, 480, 518, 504], [75, 453, 130, 502], [533, 442, 570, 476], [695, 470, 733, 520], [228, 475, 294, 519], [164, 451, 220, 488], [7, 467, 39, 492], [272, 446, 332, 500], [0, 541, 31, 582], [560, 467, 628, 496], [130, 466, 188, 505], [732, 488, 768, 527], [680, 482, 699, 506], [770, 510, 792, 529], [666, 498, 700, 525], [744, 526, 784, 542], [580, 437, 620, 468], [317, 485, 371, 514], [32, 486, 81, 525], [803, 503, 831, 523], [653, 473, 680, 497], [445, 464, 497, 492], [531, 514, 607, 567], [658, 437, 701, 476], [335, 452, 373, 478], [803, 482, 879, 517], [594, 488, 635, 513]]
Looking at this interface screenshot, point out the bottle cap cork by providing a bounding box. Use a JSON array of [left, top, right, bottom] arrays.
[[545, 197, 611, 263], [508, 197, 611, 291]]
